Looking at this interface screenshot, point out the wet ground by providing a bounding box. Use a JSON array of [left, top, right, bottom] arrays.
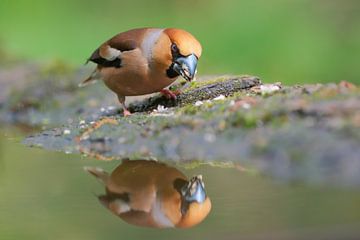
[[1, 63, 360, 239]]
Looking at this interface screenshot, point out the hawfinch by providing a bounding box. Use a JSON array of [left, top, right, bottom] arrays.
[[82, 28, 202, 116], [85, 160, 211, 228]]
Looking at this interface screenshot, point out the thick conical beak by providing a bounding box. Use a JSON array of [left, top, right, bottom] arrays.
[[173, 54, 198, 81], [181, 175, 206, 203]]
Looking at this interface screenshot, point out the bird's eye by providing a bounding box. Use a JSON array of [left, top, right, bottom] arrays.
[[171, 43, 179, 53]]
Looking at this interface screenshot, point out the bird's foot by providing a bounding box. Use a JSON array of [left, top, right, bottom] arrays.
[[123, 108, 131, 117], [160, 89, 180, 100]]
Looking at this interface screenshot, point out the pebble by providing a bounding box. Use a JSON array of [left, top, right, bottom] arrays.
[[194, 101, 204, 106], [242, 103, 251, 109], [63, 129, 71, 135], [154, 105, 167, 112], [213, 95, 226, 101]]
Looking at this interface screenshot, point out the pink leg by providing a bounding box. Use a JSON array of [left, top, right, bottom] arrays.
[[118, 95, 131, 116], [123, 108, 131, 117], [160, 89, 179, 100]]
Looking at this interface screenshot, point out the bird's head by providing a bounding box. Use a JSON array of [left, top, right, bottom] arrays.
[[181, 175, 207, 203], [176, 175, 211, 228], [159, 28, 202, 81]]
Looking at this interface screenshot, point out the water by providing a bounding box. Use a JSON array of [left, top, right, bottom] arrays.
[[1, 130, 360, 240]]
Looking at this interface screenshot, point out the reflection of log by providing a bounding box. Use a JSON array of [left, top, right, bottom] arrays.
[[129, 75, 261, 113]]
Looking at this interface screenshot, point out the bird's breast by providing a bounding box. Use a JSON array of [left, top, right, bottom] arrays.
[[150, 198, 176, 228], [141, 28, 164, 62], [100, 54, 177, 96]]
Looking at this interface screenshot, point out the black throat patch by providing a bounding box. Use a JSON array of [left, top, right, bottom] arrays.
[[166, 63, 179, 78], [173, 178, 190, 215]]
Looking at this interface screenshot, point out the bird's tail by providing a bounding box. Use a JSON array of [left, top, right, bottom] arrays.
[[79, 68, 100, 87], [83, 166, 109, 185]]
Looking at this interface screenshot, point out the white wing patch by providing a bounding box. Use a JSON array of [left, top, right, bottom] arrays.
[[112, 199, 131, 214], [141, 29, 163, 62], [151, 198, 174, 228], [104, 46, 121, 61]]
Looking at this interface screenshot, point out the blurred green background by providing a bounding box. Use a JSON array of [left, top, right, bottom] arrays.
[[0, 0, 359, 84]]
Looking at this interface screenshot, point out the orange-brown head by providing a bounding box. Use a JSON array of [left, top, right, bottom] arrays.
[[176, 197, 211, 228], [176, 175, 211, 228], [153, 28, 202, 81], [164, 28, 202, 59]]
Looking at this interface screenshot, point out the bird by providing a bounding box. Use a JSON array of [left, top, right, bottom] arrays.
[[81, 28, 202, 116], [84, 160, 211, 228]]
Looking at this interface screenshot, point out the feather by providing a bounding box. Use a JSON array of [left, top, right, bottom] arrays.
[[83, 166, 109, 184]]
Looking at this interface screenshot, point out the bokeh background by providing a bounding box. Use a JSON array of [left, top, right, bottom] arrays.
[[1, 2, 360, 239], [0, 0, 359, 84]]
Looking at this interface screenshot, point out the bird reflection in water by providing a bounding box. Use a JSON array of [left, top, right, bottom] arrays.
[[84, 160, 211, 228]]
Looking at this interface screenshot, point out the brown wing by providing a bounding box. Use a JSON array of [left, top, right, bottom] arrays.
[[87, 28, 151, 68]]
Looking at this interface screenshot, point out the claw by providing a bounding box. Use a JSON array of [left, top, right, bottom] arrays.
[[123, 109, 131, 117], [160, 89, 179, 100]]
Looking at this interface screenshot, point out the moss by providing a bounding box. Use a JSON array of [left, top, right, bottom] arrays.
[[176, 160, 235, 169], [179, 104, 199, 115], [183, 75, 243, 93], [228, 111, 259, 128]]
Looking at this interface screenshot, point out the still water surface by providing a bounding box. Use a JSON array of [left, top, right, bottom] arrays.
[[1, 130, 360, 240]]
